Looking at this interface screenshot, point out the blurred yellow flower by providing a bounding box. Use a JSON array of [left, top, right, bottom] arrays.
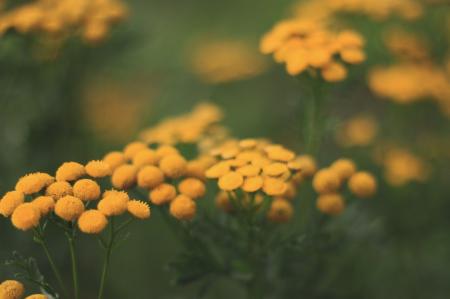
[[169, 195, 196, 221], [383, 28, 429, 61], [348, 171, 377, 198], [316, 193, 345, 215], [178, 178, 206, 199], [312, 169, 341, 194], [149, 183, 177, 205], [336, 115, 378, 147], [137, 166, 165, 189], [0, 191, 24, 217], [111, 164, 138, 189], [267, 198, 293, 223], [11, 203, 41, 231]]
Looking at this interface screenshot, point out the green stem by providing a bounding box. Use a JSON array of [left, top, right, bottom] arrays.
[[98, 218, 115, 299], [304, 78, 325, 154], [39, 238, 68, 296], [66, 231, 79, 299]]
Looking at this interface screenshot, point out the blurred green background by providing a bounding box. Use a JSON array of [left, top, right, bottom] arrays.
[[1, 0, 450, 298]]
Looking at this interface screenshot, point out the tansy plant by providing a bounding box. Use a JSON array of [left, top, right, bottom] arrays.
[[1, 104, 378, 298]]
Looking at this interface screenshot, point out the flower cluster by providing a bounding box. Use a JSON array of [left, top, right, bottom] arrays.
[[139, 103, 226, 145], [336, 115, 379, 147], [312, 159, 377, 215], [189, 39, 268, 84], [0, 279, 47, 299], [260, 19, 366, 81], [0, 159, 150, 234], [104, 141, 207, 221], [0, 0, 128, 44]]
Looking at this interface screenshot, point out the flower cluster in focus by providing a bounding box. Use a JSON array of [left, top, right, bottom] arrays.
[[0, 279, 47, 299]]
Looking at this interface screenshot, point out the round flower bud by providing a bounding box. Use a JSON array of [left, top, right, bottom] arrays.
[[11, 203, 41, 231], [159, 154, 187, 179], [46, 181, 73, 200], [32, 196, 55, 216], [348, 171, 377, 198], [215, 191, 233, 213], [85, 160, 112, 178], [25, 295, 48, 299], [312, 169, 341, 194], [97, 192, 129, 216], [316, 193, 345, 215], [149, 183, 176, 205], [155, 145, 179, 161], [103, 151, 126, 171], [330, 159, 357, 181], [262, 177, 288, 196], [0, 191, 24, 217], [111, 164, 138, 189], [78, 210, 108, 234], [55, 196, 85, 221], [292, 155, 317, 177], [123, 141, 147, 160], [56, 162, 86, 182], [170, 195, 196, 220], [267, 198, 293, 223], [15, 172, 54, 195], [73, 179, 101, 201], [0, 280, 24, 299], [218, 171, 244, 191], [178, 178, 206, 199], [132, 149, 158, 168], [127, 200, 151, 219], [137, 166, 164, 189], [322, 62, 347, 82]]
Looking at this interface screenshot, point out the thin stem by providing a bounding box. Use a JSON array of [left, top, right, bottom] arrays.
[[304, 77, 325, 154], [66, 230, 79, 299], [98, 217, 115, 299], [39, 238, 67, 296]]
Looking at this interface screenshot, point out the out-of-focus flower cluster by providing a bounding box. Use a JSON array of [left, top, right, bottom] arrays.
[[0, 279, 47, 299], [189, 39, 268, 84], [0, 0, 128, 44], [336, 115, 379, 148]]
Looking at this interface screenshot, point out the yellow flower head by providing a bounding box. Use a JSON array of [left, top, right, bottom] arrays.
[[185, 156, 217, 180], [137, 166, 164, 189], [316, 193, 345, 215], [178, 178, 206, 199], [348, 171, 377, 198], [336, 115, 378, 147], [55, 195, 85, 221], [0, 191, 24, 217], [123, 141, 148, 160], [330, 158, 357, 181], [127, 200, 151, 219], [262, 177, 288, 196], [169, 195, 196, 220], [218, 171, 244, 191], [32, 196, 55, 216], [25, 294, 48, 299], [15, 172, 54, 195], [78, 210, 108, 234], [103, 151, 126, 171], [132, 149, 158, 168], [312, 169, 341, 194], [159, 154, 187, 179], [85, 160, 112, 178], [242, 176, 264, 193], [97, 191, 129, 216], [0, 280, 24, 299], [45, 181, 73, 200], [73, 179, 101, 201], [155, 145, 180, 160], [56, 162, 86, 182], [215, 191, 233, 213], [11, 203, 41, 231], [149, 183, 177, 205], [291, 155, 317, 178], [111, 164, 138, 189], [267, 198, 293, 223]]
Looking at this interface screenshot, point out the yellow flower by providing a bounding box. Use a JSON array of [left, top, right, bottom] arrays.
[[123, 141, 148, 160], [321, 62, 347, 82], [218, 172, 244, 191], [45, 181, 73, 200], [97, 191, 129, 216], [111, 164, 138, 189], [0, 191, 24, 217], [185, 156, 216, 180], [15, 172, 54, 195], [205, 162, 231, 178], [0, 280, 24, 299], [55, 195, 85, 221], [25, 294, 48, 299], [263, 162, 289, 177], [32, 196, 55, 216], [336, 115, 378, 147], [11, 203, 41, 231], [137, 166, 165, 189], [56, 162, 86, 182], [291, 155, 317, 178], [78, 210, 108, 234], [267, 198, 293, 223], [330, 159, 357, 181], [382, 148, 430, 186], [155, 145, 180, 161], [73, 179, 101, 201], [178, 178, 206, 199], [215, 191, 233, 213], [127, 200, 151, 219], [85, 160, 112, 178], [237, 164, 261, 177], [312, 169, 341, 194], [132, 149, 158, 168], [265, 146, 295, 162], [169, 195, 196, 220], [159, 154, 187, 179], [103, 151, 127, 171], [316, 193, 345, 215], [242, 176, 264, 193], [262, 177, 288, 196], [348, 171, 377, 198], [149, 183, 177, 205]]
